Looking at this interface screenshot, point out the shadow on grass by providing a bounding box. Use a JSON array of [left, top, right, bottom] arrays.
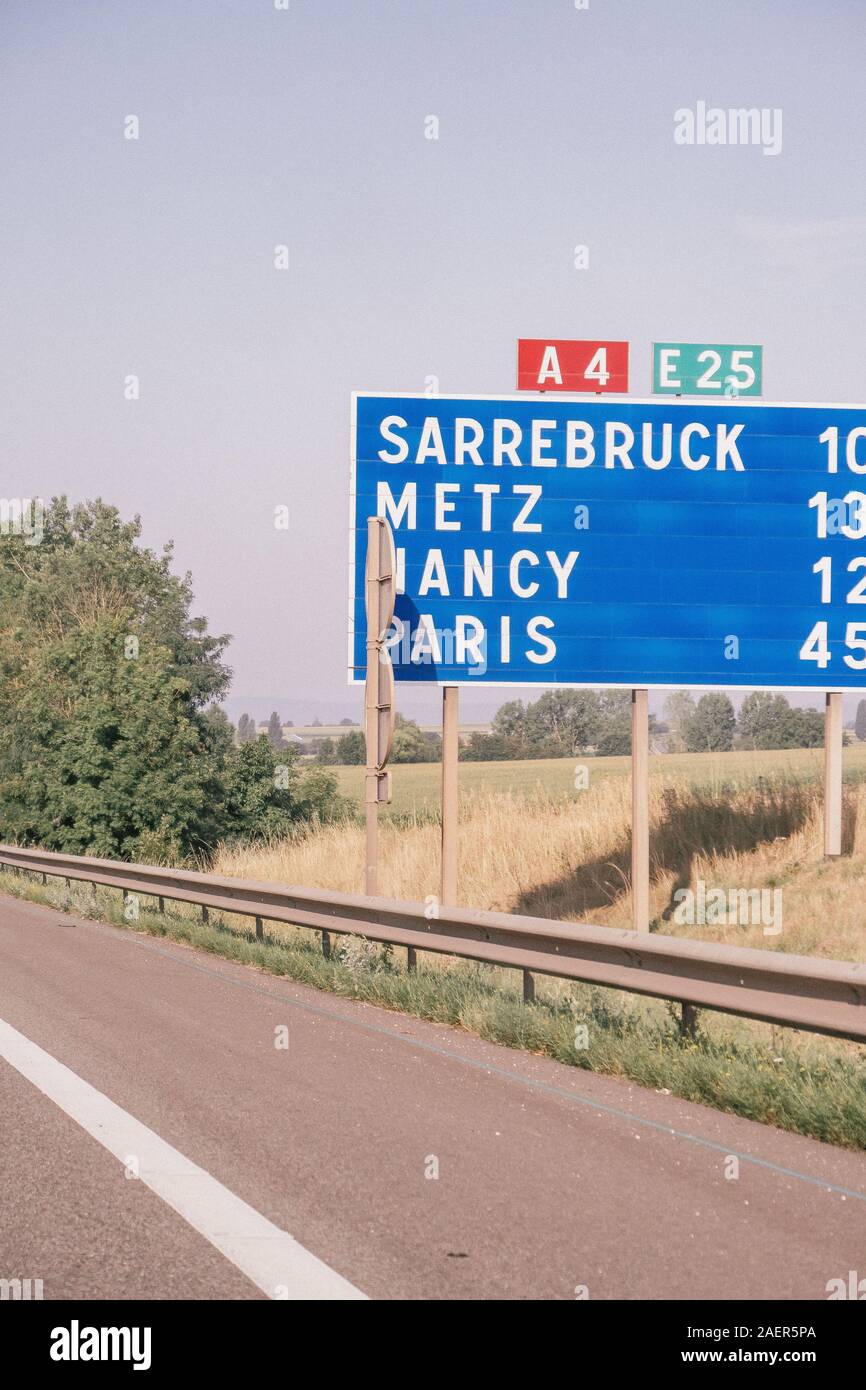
[[514, 781, 817, 926]]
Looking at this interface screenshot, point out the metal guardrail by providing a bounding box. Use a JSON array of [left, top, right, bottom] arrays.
[[1, 843, 865, 1043]]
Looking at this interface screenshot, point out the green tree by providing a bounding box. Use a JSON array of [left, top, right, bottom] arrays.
[[0, 616, 229, 858], [316, 737, 338, 765], [0, 498, 344, 859], [684, 693, 736, 752], [594, 690, 632, 755], [523, 690, 600, 755], [595, 729, 632, 757], [220, 738, 343, 842], [391, 714, 440, 763], [335, 729, 366, 764], [266, 712, 285, 750], [0, 499, 230, 858], [737, 692, 791, 749], [491, 700, 527, 741], [459, 731, 525, 761], [663, 691, 696, 752], [777, 706, 824, 749], [236, 712, 256, 745], [488, 689, 649, 759], [737, 692, 824, 749]]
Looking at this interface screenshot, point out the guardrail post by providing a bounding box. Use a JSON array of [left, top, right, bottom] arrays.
[[522, 970, 535, 1004], [321, 929, 331, 959], [255, 916, 263, 940], [680, 1002, 698, 1039], [158, 896, 164, 914], [631, 688, 650, 932], [824, 691, 842, 857], [201, 905, 209, 924]]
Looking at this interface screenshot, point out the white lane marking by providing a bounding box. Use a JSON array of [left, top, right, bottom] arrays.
[[0, 1016, 366, 1301]]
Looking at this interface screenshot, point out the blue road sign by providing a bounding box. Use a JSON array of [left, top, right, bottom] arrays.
[[349, 393, 866, 689]]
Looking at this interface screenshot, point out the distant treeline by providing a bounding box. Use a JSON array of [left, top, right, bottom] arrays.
[[460, 689, 830, 761], [316, 715, 440, 765], [276, 688, 840, 767], [233, 688, 849, 773]]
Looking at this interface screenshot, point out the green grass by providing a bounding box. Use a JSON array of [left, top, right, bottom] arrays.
[[4, 867, 864, 1152], [335, 744, 866, 818]]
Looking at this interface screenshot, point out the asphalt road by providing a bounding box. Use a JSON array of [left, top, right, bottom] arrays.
[[1, 891, 864, 1300]]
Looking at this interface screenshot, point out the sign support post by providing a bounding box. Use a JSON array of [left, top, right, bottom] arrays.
[[440, 686, 459, 907], [631, 689, 650, 932], [364, 782, 378, 896], [824, 692, 843, 858], [364, 517, 396, 897], [421, 685, 461, 977]]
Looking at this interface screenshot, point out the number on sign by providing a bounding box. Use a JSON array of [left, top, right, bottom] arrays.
[[799, 621, 866, 668], [811, 557, 866, 604], [728, 350, 756, 391], [809, 491, 866, 540], [819, 427, 866, 474], [845, 623, 866, 668], [584, 348, 609, 388], [847, 559, 866, 604], [696, 350, 723, 390], [813, 556, 831, 603], [799, 621, 830, 668]]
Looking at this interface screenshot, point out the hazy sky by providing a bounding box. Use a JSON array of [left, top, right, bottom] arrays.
[[2, 0, 865, 722]]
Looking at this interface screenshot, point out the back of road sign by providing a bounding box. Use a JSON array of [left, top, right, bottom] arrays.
[[364, 516, 396, 798], [349, 392, 866, 690]]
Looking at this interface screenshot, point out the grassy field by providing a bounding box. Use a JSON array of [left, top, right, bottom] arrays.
[[333, 745, 866, 818]]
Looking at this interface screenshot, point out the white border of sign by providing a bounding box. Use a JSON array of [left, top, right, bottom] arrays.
[[347, 391, 865, 693]]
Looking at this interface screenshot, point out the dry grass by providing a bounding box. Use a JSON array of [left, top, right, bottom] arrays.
[[214, 775, 866, 964]]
